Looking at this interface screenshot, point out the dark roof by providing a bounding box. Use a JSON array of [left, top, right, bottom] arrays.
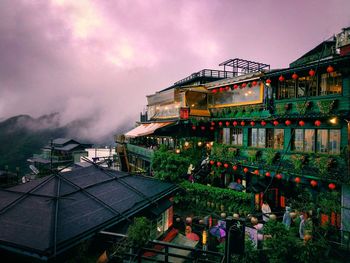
[[52, 138, 78, 146], [0, 165, 178, 260]]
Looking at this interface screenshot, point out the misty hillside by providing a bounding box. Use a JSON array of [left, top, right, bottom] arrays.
[[0, 113, 123, 175]]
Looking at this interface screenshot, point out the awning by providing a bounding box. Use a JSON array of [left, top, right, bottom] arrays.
[[124, 122, 174, 138]]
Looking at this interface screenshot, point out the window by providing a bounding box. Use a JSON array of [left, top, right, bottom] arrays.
[[293, 129, 340, 154], [274, 129, 284, 149], [223, 128, 243, 145], [278, 79, 296, 99], [231, 128, 243, 146], [320, 72, 342, 95]]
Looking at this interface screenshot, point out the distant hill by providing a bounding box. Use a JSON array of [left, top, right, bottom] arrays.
[[0, 114, 68, 174]]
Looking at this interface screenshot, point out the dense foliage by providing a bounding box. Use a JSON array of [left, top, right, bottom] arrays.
[[126, 217, 151, 248]]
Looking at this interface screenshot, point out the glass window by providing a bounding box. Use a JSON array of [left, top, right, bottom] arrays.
[[297, 77, 307, 97], [223, 128, 230, 145], [329, 130, 341, 154], [274, 129, 284, 149], [258, 129, 266, 148], [317, 129, 328, 153], [304, 129, 315, 152], [266, 129, 274, 148], [250, 128, 258, 147], [285, 79, 296, 99], [320, 72, 342, 95], [294, 129, 303, 151], [231, 128, 243, 146]]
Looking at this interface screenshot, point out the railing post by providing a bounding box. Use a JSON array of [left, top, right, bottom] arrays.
[[165, 245, 169, 263]]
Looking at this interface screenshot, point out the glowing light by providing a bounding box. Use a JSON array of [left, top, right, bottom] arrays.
[[175, 149, 181, 154], [329, 117, 337, 124], [198, 141, 202, 147], [184, 141, 189, 147]]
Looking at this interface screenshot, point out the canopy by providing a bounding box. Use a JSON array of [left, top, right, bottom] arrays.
[[124, 122, 174, 138]]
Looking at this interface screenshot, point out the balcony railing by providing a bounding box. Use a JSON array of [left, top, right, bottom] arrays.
[[174, 69, 235, 86], [126, 144, 154, 160]]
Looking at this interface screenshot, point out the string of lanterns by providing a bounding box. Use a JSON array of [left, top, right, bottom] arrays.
[[211, 80, 260, 93], [278, 65, 334, 82]]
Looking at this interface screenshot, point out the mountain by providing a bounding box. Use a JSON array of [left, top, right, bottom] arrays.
[[0, 114, 68, 174]]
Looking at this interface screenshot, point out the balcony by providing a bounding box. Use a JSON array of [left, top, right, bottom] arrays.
[[174, 69, 235, 86], [126, 144, 154, 161]]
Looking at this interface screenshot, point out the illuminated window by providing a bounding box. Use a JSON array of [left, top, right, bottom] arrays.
[[320, 72, 342, 95], [274, 129, 284, 149], [231, 128, 243, 146]]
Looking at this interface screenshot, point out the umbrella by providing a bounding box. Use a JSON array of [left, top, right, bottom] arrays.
[[186, 232, 200, 241], [228, 182, 245, 191], [209, 226, 226, 238]]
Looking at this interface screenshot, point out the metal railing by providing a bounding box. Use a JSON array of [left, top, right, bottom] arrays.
[[174, 69, 235, 85]]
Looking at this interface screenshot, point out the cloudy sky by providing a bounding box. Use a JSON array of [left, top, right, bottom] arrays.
[[0, 0, 349, 140]]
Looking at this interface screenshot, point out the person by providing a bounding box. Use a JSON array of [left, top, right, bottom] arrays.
[[187, 164, 194, 183], [261, 201, 271, 222], [282, 206, 292, 228], [299, 213, 305, 239]]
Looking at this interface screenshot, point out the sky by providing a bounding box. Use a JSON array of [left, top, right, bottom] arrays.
[[0, 0, 349, 141]]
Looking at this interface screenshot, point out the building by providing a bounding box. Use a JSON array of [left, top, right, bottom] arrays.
[[0, 165, 178, 262], [122, 27, 350, 244]]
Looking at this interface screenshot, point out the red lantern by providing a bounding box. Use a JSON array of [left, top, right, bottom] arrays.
[[310, 180, 318, 187], [285, 120, 291, 126], [328, 183, 336, 190], [250, 121, 255, 126], [273, 120, 279, 126], [210, 126, 214, 131], [254, 170, 259, 175], [294, 177, 301, 183], [309, 69, 315, 77], [242, 83, 247, 88], [292, 73, 298, 80], [219, 121, 223, 127], [266, 79, 271, 84], [252, 81, 257, 86], [211, 121, 215, 126], [224, 163, 229, 168], [234, 84, 239, 89], [299, 120, 305, 126], [225, 86, 230, 91], [210, 160, 215, 165], [212, 89, 217, 93], [233, 165, 238, 171], [240, 121, 245, 126], [265, 172, 271, 177], [276, 173, 282, 180], [326, 65, 334, 73], [225, 121, 230, 127], [217, 162, 222, 167], [192, 126, 196, 130], [219, 87, 224, 92], [315, 120, 321, 127], [201, 126, 206, 131], [278, 75, 285, 82], [261, 120, 266, 126], [233, 121, 238, 127], [243, 167, 249, 173]]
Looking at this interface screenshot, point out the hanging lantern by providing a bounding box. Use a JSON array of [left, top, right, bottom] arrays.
[[217, 162, 222, 167], [212, 89, 217, 93], [273, 120, 279, 126], [210, 126, 215, 131], [294, 177, 301, 183], [219, 121, 223, 127], [328, 183, 336, 190], [310, 180, 318, 187], [278, 75, 285, 82], [210, 160, 215, 165], [192, 126, 197, 130], [224, 163, 229, 168], [242, 83, 247, 88], [285, 120, 291, 126], [243, 167, 249, 173], [265, 172, 271, 177], [299, 120, 305, 126], [225, 121, 230, 127], [261, 120, 266, 126], [232, 165, 238, 171], [309, 69, 315, 77], [225, 86, 230, 91], [250, 121, 255, 126], [201, 126, 206, 131], [240, 121, 245, 126], [219, 87, 224, 92], [233, 121, 238, 127], [254, 170, 259, 175], [252, 81, 257, 86], [276, 173, 282, 180], [292, 73, 298, 80], [326, 65, 334, 73], [211, 121, 215, 126], [234, 84, 239, 89], [315, 120, 321, 127], [266, 79, 271, 84]]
